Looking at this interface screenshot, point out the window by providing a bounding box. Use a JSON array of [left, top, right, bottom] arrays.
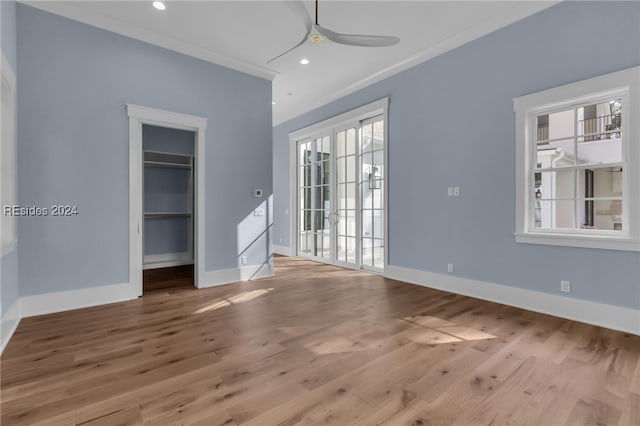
[[514, 67, 639, 251], [1, 57, 17, 256]]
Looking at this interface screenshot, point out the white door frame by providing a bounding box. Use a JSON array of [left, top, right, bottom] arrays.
[[127, 104, 207, 296], [289, 97, 389, 271]]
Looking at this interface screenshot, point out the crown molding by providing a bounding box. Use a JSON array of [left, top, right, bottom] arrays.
[[273, 1, 556, 126], [19, 1, 278, 81]]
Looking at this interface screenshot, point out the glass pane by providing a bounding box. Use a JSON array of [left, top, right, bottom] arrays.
[[346, 183, 356, 210], [321, 186, 330, 211], [537, 200, 575, 229], [593, 199, 623, 231], [361, 152, 373, 182], [577, 133, 622, 164], [373, 240, 384, 269], [361, 123, 372, 153], [373, 120, 384, 149], [578, 98, 622, 141], [577, 167, 622, 199], [337, 184, 346, 210], [346, 155, 356, 182], [346, 128, 356, 156], [362, 238, 373, 267], [535, 170, 575, 201], [336, 131, 345, 157], [362, 209, 372, 238], [548, 109, 575, 140], [338, 210, 347, 235], [346, 210, 356, 237], [322, 136, 331, 155], [321, 230, 331, 259], [373, 184, 383, 209], [299, 230, 310, 254], [320, 161, 330, 185], [299, 142, 311, 165], [337, 236, 346, 262], [337, 157, 346, 183], [346, 237, 356, 264], [536, 139, 575, 168], [373, 210, 383, 239]]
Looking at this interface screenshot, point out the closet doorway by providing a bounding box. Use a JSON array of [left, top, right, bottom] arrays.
[[127, 105, 207, 297], [142, 125, 195, 292]]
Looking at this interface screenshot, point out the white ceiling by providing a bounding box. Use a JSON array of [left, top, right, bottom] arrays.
[[24, 1, 555, 125]]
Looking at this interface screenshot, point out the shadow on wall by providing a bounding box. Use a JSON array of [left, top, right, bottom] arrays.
[[236, 194, 273, 279]]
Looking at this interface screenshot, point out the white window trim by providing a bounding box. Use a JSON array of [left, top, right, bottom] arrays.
[[513, 66, 640, 252]]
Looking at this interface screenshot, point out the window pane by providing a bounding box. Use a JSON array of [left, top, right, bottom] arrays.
[[577, 167, 623, 199], [536, 200, 575, 229], [548, 109, 575, 140], [346, 155, 356, 182], [535, 170, 575, 201], [346, 210, 356, 236], [337, 157, 346, 183], [373, 120, 384, 149], [346, 237, 356, 264], [373, 210, 384, 239], [346, 183, 356, 209], [346, 128, 356, 156], [536, 139, 576, 168], [361, 123, 372, 153], [362, 209, 372, 238], [593, 199, 623, 231], [578, 98, 622, 141], [336, 131, 345, 157], [373, 239, 384, 269], [337, 184, 346, 209], [338, 210, 346, 235]]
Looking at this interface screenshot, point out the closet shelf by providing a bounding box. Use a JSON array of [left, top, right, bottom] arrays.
[[144, 161, 191, 169], [144, 212, 191, 218]]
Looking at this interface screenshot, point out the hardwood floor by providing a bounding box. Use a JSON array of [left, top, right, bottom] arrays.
[[143, 265, 194, 293], [1, 256, 639, 425]]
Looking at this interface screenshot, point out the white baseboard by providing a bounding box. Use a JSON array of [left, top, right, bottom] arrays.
[[144, 252, 193, 270], [20, 282, 138, 318], [198, 263, 275, 288], [385, 265, 640, 336], [1, 299, 21, 354], [272, 244, 293, 256]]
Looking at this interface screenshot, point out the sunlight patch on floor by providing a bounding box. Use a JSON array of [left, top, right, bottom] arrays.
[[193, 288, 274, 314], [400, 315, 496, 344]]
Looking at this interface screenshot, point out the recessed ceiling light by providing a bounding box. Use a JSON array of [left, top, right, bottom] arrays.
[[152, 1, 166, 11], [300, 58, 310, 65]]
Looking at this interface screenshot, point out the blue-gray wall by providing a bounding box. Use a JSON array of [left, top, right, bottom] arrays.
[[1, 0, 19, 316], [17, 4, 272, 296], [274, 2, 640, 309]]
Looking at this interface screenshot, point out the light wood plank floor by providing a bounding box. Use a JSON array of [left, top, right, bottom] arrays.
[[2, 256, 639, 425]]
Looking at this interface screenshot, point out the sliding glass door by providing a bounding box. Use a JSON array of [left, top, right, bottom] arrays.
[[295, 113, 386, 272]]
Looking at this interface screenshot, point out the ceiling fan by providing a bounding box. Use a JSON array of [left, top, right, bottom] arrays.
[[268, 0, 400, 63]]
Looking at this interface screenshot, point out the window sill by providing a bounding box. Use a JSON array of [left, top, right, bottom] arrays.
[[515, 232, 639, 252]]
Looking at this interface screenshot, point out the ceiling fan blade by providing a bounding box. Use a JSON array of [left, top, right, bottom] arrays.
[[267, 34, 308, 63], [285, 1, 314, 35], [316, 25, 399, 47], [268, 1, 313, 63]]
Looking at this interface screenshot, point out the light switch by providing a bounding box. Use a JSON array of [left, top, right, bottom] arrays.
[[253, 188, 263, 198], [447, 187, 454, 197], [453, 186, 460, 196]]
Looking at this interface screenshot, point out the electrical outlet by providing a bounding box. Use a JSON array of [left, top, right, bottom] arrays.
[[448, 263, 454, 273], [241, 256, 248, 265], [560, 280, 570, 293]]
